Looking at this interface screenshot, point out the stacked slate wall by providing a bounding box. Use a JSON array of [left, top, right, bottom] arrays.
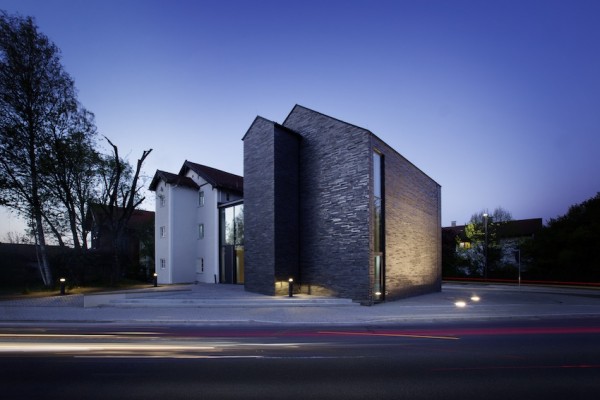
[[371, 135, 442, 300], [283, 106, 373, 301]]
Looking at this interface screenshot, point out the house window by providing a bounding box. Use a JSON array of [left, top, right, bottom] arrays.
[[160, 226, 166, 238], [158, 194, 165, 207], [198, 191, 205, 207], [198, 223, 204, 239], [459, 242, 471, 249], [160, 259, 166, 269]]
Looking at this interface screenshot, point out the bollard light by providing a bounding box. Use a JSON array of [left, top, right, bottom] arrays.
[[153, 273, 158, 287], [59, 278, 66, 295], [288, 278, 294, 297]]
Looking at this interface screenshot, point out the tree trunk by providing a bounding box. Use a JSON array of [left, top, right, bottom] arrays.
[[34, 213, 53, 286]]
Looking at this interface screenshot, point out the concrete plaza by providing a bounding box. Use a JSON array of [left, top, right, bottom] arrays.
[[1, 282, 599, 325]]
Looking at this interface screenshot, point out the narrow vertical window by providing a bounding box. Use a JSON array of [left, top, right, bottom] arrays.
[[160, 259, 166, 269], [373, 150, 385, 301], [198, 223, 204, 239], [199, 191, 205, 207], [160, 226, 166, 238]]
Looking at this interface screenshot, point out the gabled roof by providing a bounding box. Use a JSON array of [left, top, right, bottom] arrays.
[[149, 170, 199, 191], [241, 116, 302, 141], [282, 104, 441, 188], [180, 161, 243, 194]]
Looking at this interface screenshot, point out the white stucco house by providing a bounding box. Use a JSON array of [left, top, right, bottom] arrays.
[[149, 161, 243, 285]]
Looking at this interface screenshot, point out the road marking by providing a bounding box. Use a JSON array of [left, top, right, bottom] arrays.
[[318, 331, 459, 340]]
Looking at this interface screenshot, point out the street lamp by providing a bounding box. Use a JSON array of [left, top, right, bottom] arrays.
[[483, 213, 488, 280]]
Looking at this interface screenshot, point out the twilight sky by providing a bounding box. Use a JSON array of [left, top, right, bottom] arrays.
[[1, 0, 599, 238]]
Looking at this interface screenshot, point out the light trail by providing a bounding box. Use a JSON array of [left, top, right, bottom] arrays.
[[318, 331, 459, 340]]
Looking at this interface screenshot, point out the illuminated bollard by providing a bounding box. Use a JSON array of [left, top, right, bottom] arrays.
[[59, 278, 66, 295], [153, 273, 158, 287], [288, 278, 294, 297]]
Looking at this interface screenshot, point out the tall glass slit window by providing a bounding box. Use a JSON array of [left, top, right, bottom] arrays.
[[219, 203, 244, 284], [373, 150, 384, 301]]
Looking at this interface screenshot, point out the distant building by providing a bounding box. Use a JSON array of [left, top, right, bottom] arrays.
[[86, 204, 154, 274], [443, 218, 543, 275], [150, 105, 442, 304]]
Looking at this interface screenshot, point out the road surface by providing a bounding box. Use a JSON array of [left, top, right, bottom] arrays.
[[1, 317, 599, 399]]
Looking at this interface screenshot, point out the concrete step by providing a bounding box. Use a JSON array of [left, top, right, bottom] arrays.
[[106, 296, 359, 308]]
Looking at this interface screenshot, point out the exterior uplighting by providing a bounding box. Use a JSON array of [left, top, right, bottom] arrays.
[[454, 300, 467, 308], [59, 278, 66, 295], [470, 295, 480, 302]]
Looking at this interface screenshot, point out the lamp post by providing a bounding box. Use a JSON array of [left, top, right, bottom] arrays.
[[483, 213, 488, 280]]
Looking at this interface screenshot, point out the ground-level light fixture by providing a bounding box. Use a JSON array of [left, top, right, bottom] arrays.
[[153, 273, 158, 287], [454, 300, 467, 308], [470, 295, 480, 302], [59, 278, 66, 295], [288, 278, 294, 297]]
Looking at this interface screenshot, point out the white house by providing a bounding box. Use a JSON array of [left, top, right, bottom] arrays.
[[149, 161, 243, 285]]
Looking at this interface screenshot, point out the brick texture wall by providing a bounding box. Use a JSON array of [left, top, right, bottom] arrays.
[[244, 106, 441, 303], [243, 117, 276, 295], [372, 135, 442, 301], [283, 106, 373, 301], [243, 118, 302, 295]]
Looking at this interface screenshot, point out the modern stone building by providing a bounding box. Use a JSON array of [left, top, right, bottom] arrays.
[[243, 105, 441, 304]]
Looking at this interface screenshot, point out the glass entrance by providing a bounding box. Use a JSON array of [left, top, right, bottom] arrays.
[[219, 203, 244, 284]]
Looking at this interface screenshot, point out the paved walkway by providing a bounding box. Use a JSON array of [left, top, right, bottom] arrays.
[[1, 283, 599, 325]]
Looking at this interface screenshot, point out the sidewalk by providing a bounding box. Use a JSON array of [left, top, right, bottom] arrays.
[[1, 282, 599, 325]]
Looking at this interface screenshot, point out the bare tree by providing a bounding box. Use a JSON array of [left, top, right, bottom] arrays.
[[95, 137, 152, 285]]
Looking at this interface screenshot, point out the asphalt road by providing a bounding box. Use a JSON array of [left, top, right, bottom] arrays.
[[1, 317, 599, 399]]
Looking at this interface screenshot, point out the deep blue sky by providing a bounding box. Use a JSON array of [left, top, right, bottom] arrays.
[[1, 0, 599, 237]]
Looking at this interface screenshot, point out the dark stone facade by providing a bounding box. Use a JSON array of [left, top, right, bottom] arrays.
[[243, 118, 301, 295], [243, 106, 441, 303]]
